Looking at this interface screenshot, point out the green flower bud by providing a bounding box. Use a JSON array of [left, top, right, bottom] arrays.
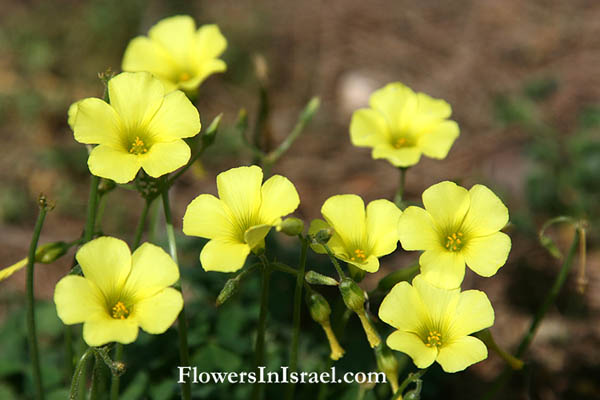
[[35, 242, 69, 264], [98, 178, 116, 195], [277, 217, 304, 236], [314, 228, 333, 244], [216, 277, 240, 307], [339, 277, 365, 312], [305, 270, 338, 286], [202, 113, 222, 147], [375, 344, 399, 393], [305, 290, 331, 323]]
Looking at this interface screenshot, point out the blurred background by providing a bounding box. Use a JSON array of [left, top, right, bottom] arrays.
[[1, 1, 599, 399]]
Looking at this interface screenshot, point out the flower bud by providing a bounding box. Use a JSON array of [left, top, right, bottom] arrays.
[[216, 277, 240, 307], [313, 228, 333, 244], [348, 264, 366, 283], [375, 344, 399, 393], [35, 241, 69, 264], [202, 113, 222, 147], [305, 290, 331, 323], [339, 277, 365, 312], [305, 270, 338, 286], [277, 217, 304, 236]]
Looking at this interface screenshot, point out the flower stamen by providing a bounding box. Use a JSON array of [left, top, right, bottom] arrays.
[[111, 301, 130, 320], [179, 72, 191, 82], [425, 330, 442, 347], [394, 137, 408, 149], [129, 136, 148, 154], [445, 231, 464, 252], [350, 248, 367, 262]]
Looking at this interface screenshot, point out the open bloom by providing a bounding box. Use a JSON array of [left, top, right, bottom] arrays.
[[72, 71, 201, 183], [350, 82, 459, 167], [54, 237, 183, 347], [379, 274, 494, 372], [183, 165, 300, 272], [122, 15, 227, 93], [309, 194, 401, 273], [398, 181, 511, 289]]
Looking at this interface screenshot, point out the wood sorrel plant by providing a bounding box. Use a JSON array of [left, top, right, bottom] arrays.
[[0, 13, 588, 400]]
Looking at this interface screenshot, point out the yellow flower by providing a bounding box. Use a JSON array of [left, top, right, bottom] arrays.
[[309, 195, 401, 273], [350, 82, 459, 167], [398, 181, 511, 289], [122, 15, 227, 93], [72, 71, 201, 183], [182, 165, 300, 272], [54, 237, 183, 347], [379, 274, 494, 372]]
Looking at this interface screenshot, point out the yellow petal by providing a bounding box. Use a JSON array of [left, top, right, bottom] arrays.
[[419, 249, 466, 289], [386, 330, 437, 369], [216, 166, 263, 226], [108, 72, 165, 130], [398, 206, 439, 250], [450, 290, 495, 338], [147, 90, 201, 140], [412, 274, 460, 327], [418, 120, 459, 159], [364, 199, 401, 256], [124, 243, 180, 300], [67, 100, 81, 131], [321, 194, 366, 249], [73, 98, 122, 147], [134, 287, 183, 334], [183, 194, 236, 240], [195, 24, 227, 61], [345, 254, 379, 273], [122, 36, 177, 80], [422, 181, 470, 230], [462, 185, 509, 237], [88, 145, 141, 184], [200, 239, 250, 273], [258, 175, 300, 225], [350, 108, 390, 147], [372, 145, 422, 167], [83, 316, 139, 347], [464, 232, 511, 277], [378, 281, 426, 332], [54, 275, 105, 324], [415, 92, 452, 121], [436, 336, 488, 373], [76, 237, 132, 298], [0, 258, 28, 281], [139, 139, 191, 178], [369, 82, 417, 130], [244, 224, 272, 250], [149, 15, 196, 66]]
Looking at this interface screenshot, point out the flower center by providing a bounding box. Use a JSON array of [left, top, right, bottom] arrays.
[[445, 232, 464, 252], [425, 330, 442, 348], [129, 136, 148, 155], [111, 301, 130, 320], [350, 248, 367, 262], [179, 72, 192, 82]]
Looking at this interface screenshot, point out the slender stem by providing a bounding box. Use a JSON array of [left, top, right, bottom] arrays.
[[90, 355, 102, 400], [393, 167, 408, 208], [69, 348, 93, 400], [26, 203, 48, 400], [161, 190, 191, 400], [270, 261, 298, 276], [252, 257, 271, 400], [109, 344, 123, 400], [396, 369, 427, 396], [322, 243, 345, 279], [484, 227, 581, 400], [132, 199, 151, 249], [285, 238, 308, 400], [83, 175, 100, 242]]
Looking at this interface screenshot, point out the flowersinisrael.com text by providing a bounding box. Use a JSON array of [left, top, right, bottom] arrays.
[[177, 366, 387, 385]]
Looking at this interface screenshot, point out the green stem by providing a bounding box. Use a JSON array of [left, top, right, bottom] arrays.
[[161, 190, 191, 400], [83, 175, 100, 242], [322, 243, 345, 279], [285, 238, 308, 400], [132, 199, 151, 249], [252, 257, 271, 400], [396, 369, 427, 396], [69, 348, 93, 400], [270, 261, 298, 276], [484, 227, 581, 400], [26, 203, 48, 400], [89, 355, 102, 400], [64, 326, 74, 384], [110, 344, 123, 400], [393, 167, 408, 209]]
